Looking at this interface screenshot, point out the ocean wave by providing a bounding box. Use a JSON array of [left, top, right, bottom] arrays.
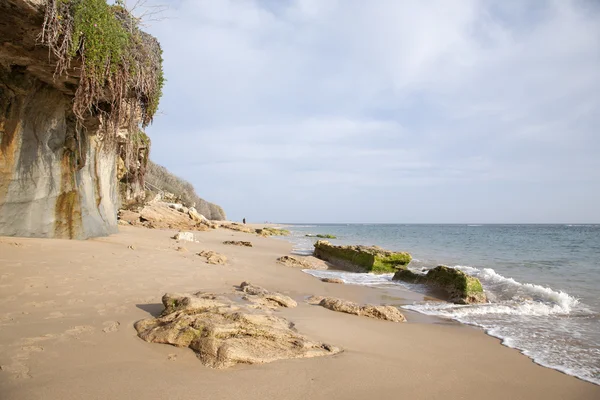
[[453, 265, 579, 312], [302, 269, 394, 286]]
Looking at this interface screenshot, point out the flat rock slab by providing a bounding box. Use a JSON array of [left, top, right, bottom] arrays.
[[135, 290, 340, 369], [197, 250, 227, 265], [223, 240, 253, 247], [239, 282, 297, 309], [321, 278, 344, 284], [307, 296, 406, 322], [276, 255, 329, 270]]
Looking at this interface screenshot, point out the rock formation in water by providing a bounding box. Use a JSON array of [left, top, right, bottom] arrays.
[[0, 0, 163, 238], [392, 265, 487, 304], [313, 240, 412, 273]]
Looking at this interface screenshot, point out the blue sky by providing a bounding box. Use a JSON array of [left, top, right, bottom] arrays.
[[142, 0, 600, 223]]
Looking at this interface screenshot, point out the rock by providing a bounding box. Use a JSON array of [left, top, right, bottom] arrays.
[[168, 203, 189, 214], [391, 269, 423, 283], [313, 241, 411, 273], [276, 255, 329, 270], [321, 278, 344, 284], [306, 295, 326, 305], [306, 234, 337, 239], [315, 297, 406, 322], [223, 240, 253, 247], [220, 223, 255, 234], [173, 232, 196, 242], [135, 292, 339, 368], [239, 282, 297, 308], [255, 227, 290, 236], [276, 256, 313, 269], [197, 250, 227, 265], [126, 202, 211, 231], [0, 0, 160, 239], [392, 266, 487, 304], [188, 207, 208, 222], [176, 246, 188, 252]]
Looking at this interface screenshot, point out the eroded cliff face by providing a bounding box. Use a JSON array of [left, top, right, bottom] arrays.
[[0, 64, 119, 238], [0, 0, 150, 238]]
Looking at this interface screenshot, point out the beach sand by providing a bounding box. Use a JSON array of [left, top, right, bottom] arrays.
[[0, 226, 598, 399]]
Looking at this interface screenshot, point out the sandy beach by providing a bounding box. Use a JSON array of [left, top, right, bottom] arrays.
[[1, 226, 598, 400]]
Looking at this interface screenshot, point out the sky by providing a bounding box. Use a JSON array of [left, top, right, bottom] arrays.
[[141, 0, 600, 223]]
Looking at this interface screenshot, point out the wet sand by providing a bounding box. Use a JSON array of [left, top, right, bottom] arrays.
[[0, 226, 598, 399]]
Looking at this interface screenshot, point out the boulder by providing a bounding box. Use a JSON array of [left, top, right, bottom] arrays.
[[188, 207, 208, 223], [223, 240, 253, 247], [321, 278, 344, 284], [306, 234, 337, 239], [239, 282, 297, 309], [197, 250, 227, 265], [173, 231, 195, 242], [255, 227, 290, 236], [220, 223, 255, 234], [276, 256, 316, 269], [168, 203, 189, 214], [313, 297, 406, 322], [122, 202, 211, 231], [313, 241, 411, 273], [392, 266, 487, 304], [134, 292, 339, 369]]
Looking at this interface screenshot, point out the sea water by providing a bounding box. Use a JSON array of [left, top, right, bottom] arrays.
[[283, 224, 600, 385]]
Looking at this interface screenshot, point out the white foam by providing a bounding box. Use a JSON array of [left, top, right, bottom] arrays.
[[452, 265, 580, 312], [303, 269, 394, 286]]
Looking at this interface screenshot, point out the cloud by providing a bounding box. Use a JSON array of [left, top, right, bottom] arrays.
[[142, 0, 600, 223]]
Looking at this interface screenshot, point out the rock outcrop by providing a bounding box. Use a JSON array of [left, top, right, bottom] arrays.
[[255, 227, 290, 236], [219, 223, 255, 234], [118, 202, 215, 231], [0, 0, 163, 238], [239, 282, 297, 309], [321, 278, 344, 284], [135, 291, 340, 368], [276, 255, 329, 270], [392, 266, 487, 304], [223, 240, 253, 247], [313, 241, 412, 273], [307, 296, 406, 322], [197, 250, 227, 265]]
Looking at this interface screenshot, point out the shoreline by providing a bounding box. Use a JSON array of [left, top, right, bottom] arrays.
[[1, 226, 598, 399]]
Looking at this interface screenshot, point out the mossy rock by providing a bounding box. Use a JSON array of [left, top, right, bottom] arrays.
[[315, 234, 337, 239], [393, 265, 486, 304], [256, 227, 290, 236], [392, 269, 423, 283], [313, 240, 411, 274]]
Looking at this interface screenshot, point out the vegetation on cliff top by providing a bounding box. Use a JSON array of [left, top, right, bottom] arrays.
[[41, 0, 164, 130], [146, 161, 226, 221]]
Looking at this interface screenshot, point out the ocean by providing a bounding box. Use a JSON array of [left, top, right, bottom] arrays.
[[282, 224, 600, 386]]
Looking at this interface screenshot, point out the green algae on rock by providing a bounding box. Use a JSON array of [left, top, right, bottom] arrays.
[[313, 240, 411, 273], [392, 265, 487, 304], [256, 227, 290, 236], [306, 234, 337, 239]]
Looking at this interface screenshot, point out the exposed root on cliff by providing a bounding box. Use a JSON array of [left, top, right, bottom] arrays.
[[40, 0, 164, 133]]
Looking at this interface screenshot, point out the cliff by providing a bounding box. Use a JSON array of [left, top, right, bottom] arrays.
[[145, 161, 226, 221], [0, 0, 162, 238]]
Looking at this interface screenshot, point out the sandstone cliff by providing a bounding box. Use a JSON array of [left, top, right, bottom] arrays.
[[0, 0, 162, 238]]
